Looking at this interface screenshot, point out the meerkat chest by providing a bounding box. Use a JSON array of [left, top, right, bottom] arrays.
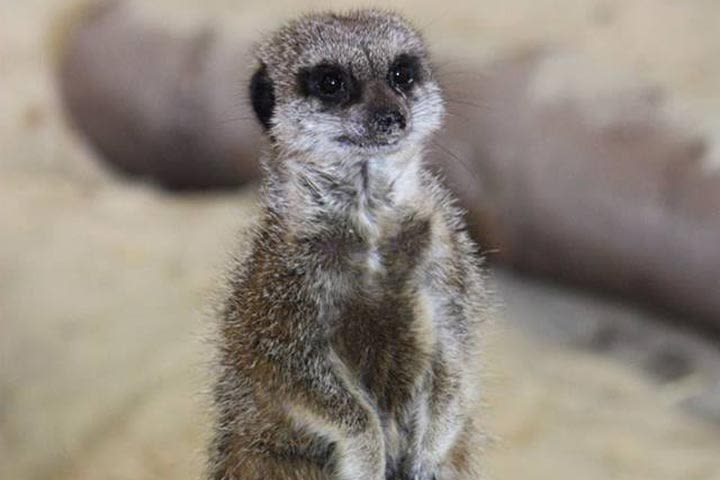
[[332, 212, 441, 405]]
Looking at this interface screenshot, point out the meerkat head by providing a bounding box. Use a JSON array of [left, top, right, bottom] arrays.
[[250, 10, 444, 163]]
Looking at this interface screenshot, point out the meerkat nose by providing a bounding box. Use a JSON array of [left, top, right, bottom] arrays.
[[373, 108, 407, 133]]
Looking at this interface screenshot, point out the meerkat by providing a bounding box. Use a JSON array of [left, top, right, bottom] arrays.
[[208, 10, 490, 480]]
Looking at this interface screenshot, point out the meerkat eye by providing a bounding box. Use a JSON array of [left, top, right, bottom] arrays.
[[299, 64, 350, 104], [390, 64, 414, 87], [319, 71, 344, 96], [388, 54, 422, 92]]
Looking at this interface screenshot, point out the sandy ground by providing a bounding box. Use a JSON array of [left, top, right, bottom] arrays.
[[2, 1, 720, 479]]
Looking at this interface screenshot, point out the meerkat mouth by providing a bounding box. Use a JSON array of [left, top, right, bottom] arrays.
[[335, 135, 403, 151]]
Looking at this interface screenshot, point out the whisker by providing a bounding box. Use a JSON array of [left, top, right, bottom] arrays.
[[438, 69, 488, 78], [444, 97, 492, 110], [417, 7, 454, 34], [218, 115, 256, 125], [429, 139, 480, 182], [435, 106, 474, 123]]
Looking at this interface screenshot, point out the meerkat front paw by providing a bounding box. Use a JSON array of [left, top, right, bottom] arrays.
[[334, 430, 386, 480], [386, 464, 438, 480], [408, 463, 441, 480], [388, 474, 437, 480]]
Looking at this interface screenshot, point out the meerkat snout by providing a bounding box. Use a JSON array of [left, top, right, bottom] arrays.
[[372, 108, 405, 132], [365, 83, 408, 144]]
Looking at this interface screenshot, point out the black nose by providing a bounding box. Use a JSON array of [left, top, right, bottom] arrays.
[[373, 108, 406, 133]]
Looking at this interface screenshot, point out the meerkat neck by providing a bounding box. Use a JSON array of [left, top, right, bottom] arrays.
[[265, 147, 428, 239]]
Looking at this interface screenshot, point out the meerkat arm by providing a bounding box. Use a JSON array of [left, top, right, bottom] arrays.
[[215, 256, 387, 480], [209, 450, 328, 480], [210, 341, 386, 480], [404, 354, 467, 479], [403, 243, 487, 480], [281, 348, 387, 480]]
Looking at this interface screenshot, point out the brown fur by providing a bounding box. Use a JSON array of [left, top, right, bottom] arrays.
[[208, 10, 489, 480]]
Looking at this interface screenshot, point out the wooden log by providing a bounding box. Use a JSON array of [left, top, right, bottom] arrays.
[[57, 1, 262, 189], [439, 53, 720, 329], [56, 2, 720, 329]]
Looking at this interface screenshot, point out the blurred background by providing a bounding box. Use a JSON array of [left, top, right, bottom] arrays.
[[2, 1, 720, 479]]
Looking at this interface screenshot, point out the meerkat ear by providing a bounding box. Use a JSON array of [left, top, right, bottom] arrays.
[[249, 63, 276, 131]]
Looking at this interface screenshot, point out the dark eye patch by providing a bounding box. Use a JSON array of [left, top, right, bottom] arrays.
[[250, 63, 275, 130], [298, 63, 361, 106], [388, 54, 423, 93]]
